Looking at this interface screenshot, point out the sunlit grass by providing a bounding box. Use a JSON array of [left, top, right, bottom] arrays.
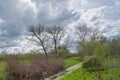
[[0, 61, 6, 80], [65, 57, 80, 68], [61, 67, 120, 80]]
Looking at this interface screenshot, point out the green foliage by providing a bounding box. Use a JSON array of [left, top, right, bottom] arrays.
[[108, 38, 120, 56], [93, 41, 110, 60], [82, 56, 103, 71], [78, 40, 110, 60], [78, 40, 97, 58], [58, 49, 69, 58], [57, 45, 70, 58]]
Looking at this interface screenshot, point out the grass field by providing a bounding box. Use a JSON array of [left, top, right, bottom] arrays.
[[0, 57, 80, 79], [0, 61, 6, 80], [61, 67, 120, 80], [65, 57, 80, 68]]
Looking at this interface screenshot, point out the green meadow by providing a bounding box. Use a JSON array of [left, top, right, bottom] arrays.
[[61, 67, 120, 80]]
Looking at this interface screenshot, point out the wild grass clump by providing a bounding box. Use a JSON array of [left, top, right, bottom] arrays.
[[6, 54, 65, 80]]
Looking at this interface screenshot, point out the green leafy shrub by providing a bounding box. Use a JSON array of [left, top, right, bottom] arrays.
[[82, 56, 104, 71], [57, 49, 69, 58]]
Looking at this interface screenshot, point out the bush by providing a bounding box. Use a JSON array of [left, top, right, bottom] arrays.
[[57, 49, 70, 58], [82, 56, 104, 71], [66, 53, 79, 58], [6, 54, 65, 80]]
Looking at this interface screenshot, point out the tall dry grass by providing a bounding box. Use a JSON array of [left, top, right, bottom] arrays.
[[6, 54, 65, 80]]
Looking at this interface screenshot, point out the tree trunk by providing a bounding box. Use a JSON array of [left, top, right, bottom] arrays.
[[54, 39, 58, 55], [41, 43, 48, 58], [43, 48, 48, 58], [96, 66, 101, 80]]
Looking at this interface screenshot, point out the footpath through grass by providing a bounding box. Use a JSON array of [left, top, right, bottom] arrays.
[[61, 67, 120, 80]]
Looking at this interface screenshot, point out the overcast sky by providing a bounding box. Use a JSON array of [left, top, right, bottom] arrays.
[[0, 0, 120, 53]]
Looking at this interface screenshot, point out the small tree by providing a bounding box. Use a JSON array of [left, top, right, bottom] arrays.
[[78, 40, 98, 59], [93, 42, 110, 60], [82, 56, 103, 80], [81, 39, 110, 80], [82, 56, 103, 71]]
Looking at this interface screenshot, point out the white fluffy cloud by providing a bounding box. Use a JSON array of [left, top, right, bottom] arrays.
[[0, 18, 5, 24], [81, 6, 108, 25], [0, 0, 120, 53]]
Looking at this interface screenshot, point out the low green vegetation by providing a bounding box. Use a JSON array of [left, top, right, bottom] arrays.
[[0, 61, 6, 80], [65, 57, 80, 68], [62, 37, 120, 80], [61, 67, 120, 80]]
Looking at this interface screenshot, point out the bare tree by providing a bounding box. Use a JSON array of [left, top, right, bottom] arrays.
[[47, 25, 64, 55], [89, 27, 102, 40], [76, 25, 102, 42], [76, 25, 90, 42], [28, 25, 49, 58]]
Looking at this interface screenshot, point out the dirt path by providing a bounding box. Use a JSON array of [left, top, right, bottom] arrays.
[[45, 63, 81, 80]]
